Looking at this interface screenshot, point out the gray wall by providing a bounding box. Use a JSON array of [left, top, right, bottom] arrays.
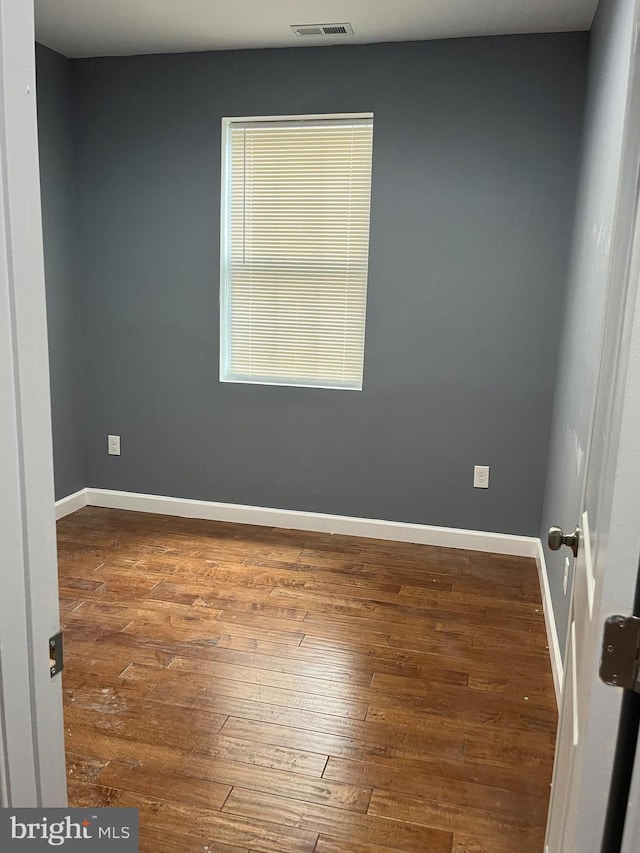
[[540, 0, 637, 655], [41, 34, 588, 534], [36, 44, 86, 500]]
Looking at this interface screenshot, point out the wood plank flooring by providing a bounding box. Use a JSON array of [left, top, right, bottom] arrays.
[[57, 506, 557, 853]]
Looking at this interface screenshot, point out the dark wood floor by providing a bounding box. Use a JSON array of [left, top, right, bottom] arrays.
[[57, 506, 557, 853]]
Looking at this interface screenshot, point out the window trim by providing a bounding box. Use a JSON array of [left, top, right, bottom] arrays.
[[219, 112, 374, 391]]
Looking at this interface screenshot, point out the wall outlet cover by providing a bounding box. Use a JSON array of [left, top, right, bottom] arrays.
[[473, 465, 489, 488], [108, 434, 121, 456]]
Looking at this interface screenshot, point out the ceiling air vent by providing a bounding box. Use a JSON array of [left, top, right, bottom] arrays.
[[291, 23, 355, 38]]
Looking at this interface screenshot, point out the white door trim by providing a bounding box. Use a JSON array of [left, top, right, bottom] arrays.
[[0, 0, 66, 806], [0, 108, 39, 808]]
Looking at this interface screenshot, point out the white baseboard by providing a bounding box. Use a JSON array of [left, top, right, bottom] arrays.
[[56, 486, 561, 695], [84, 487, 540, 558], [535, 539, 564, 708], [55, 488, 88, 519]]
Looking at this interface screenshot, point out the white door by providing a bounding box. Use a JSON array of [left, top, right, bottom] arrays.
[[0, 0, 66, 806], [545, 1, 640, 845]]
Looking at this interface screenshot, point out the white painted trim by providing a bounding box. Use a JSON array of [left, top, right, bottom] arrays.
[[535, 539, 564, 708], [57, 487, 561, 700], [54, 488, 87, 520], [1, 0, 67, 806], [84, 487, 539, 556]]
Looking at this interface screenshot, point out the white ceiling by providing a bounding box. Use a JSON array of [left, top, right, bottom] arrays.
[[34, 0, 599, 60]]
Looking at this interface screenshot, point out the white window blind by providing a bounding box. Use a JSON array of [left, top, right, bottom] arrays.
[[220, 114, 374, 389]]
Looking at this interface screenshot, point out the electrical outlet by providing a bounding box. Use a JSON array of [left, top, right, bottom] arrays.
[[563, 556, 570, 595], [108, 434, 121, 456], [473, 465, 489, 488]]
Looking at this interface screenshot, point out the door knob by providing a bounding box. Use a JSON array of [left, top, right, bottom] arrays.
[[548, 525, 579, 558]]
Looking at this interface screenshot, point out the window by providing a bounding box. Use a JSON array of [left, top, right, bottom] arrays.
[[220, 113, 374, 390]]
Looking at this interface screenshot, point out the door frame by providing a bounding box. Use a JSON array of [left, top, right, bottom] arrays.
[[0, 0, 66, 806], [546, 0, 640, 846]]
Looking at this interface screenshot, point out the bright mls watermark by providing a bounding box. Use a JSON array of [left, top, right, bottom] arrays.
[[0, 809, 138, 850]]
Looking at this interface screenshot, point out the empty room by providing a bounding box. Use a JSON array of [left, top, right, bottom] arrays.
[[4, 0, 640, 851]]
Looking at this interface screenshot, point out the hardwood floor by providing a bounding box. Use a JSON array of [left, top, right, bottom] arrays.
[[57, 506, 557, 853]]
